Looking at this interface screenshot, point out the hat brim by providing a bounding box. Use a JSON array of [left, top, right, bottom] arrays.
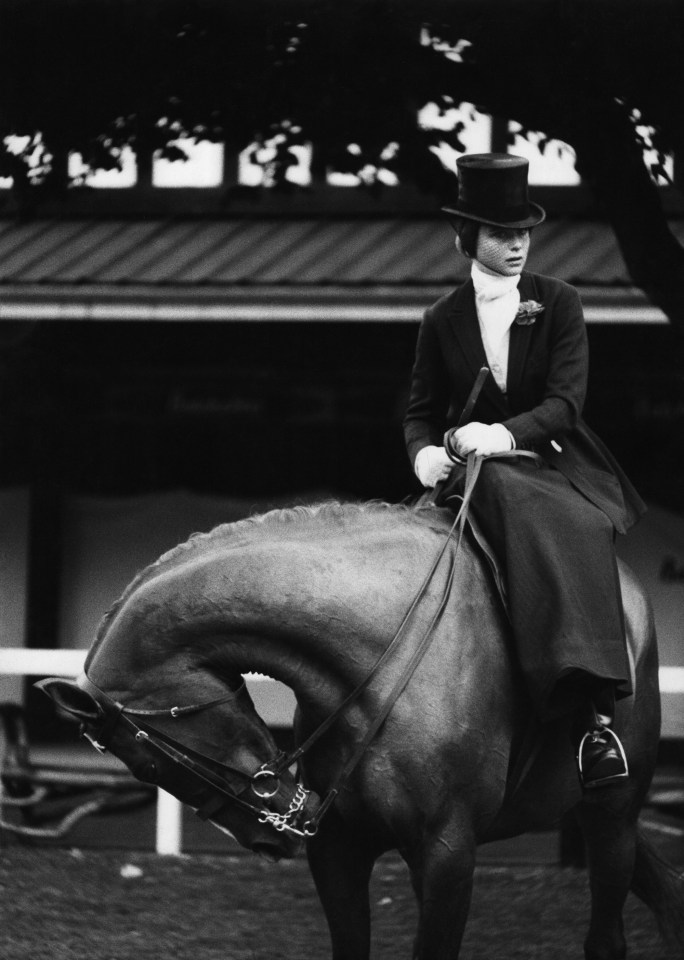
[[441, 202, 546, 230]]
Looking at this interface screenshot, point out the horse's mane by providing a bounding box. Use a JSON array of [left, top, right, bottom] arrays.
[[93, 500, 450, 645]]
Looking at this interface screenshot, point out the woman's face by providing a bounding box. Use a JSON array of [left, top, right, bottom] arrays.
[[475, 225, 530, 276]]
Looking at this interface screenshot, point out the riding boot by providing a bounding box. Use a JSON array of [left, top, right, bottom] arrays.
[[576, 684, 629, 789]]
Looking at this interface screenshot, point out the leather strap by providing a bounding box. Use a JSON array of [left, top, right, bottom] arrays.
[[456, 365, 490, 430], [294, 452, 484, 832], [268, 491, 468, 778], [78, 672, 245, 718]]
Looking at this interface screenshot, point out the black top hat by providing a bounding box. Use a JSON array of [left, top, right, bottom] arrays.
[[442, 153, 545, 229]]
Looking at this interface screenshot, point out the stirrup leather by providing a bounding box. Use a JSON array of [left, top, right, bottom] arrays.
[[577, 726, 629, 788]]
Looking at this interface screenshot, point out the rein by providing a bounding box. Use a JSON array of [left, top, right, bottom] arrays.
[[266, 449, 490, 832]]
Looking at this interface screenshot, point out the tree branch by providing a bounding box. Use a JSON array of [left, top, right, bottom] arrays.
[[568, 101, 684, 330]]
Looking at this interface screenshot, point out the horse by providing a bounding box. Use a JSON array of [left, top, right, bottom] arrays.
[[39, 499, 684, 960]]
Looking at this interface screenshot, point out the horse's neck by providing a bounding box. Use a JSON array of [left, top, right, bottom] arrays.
[[92, 523, 458, 710]]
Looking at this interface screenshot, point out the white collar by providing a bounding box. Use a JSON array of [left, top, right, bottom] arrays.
[[471, 262, 521, 303]]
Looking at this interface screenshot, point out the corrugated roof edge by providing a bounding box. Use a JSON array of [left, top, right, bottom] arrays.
[[0, 281, 670, 324]]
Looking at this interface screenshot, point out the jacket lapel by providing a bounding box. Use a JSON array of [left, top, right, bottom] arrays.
[[507, 272, 538, 397]]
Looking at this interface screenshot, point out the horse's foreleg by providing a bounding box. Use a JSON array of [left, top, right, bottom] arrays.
[[306, 811, 377, 960], [575, 797, 637, 960], [407, 822, 476, 960]]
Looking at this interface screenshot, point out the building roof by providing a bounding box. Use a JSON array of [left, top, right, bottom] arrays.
[[0, 217, 679, 323]]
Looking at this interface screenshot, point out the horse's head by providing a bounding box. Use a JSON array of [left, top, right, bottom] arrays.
[[37, 674, 319, 862]]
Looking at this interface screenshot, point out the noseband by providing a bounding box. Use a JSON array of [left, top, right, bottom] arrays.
[[76, 674, 318, 839]]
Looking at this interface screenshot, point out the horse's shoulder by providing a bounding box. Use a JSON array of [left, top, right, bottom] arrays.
[[617, 558, 657, 668], [617, 558, 653, 619]]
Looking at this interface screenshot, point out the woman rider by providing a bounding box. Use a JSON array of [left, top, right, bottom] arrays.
[[404, 153, 646, 789]]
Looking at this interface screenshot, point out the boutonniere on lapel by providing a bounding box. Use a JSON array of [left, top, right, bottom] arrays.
[[514, 300, 545, 325]]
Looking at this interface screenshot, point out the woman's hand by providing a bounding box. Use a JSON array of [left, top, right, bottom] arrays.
[[452, 422, 514, 458], [414, 445, 453, 487]]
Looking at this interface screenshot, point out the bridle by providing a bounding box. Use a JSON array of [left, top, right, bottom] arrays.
[[78, 443, 542, 844], [76, 673, 319, 839]]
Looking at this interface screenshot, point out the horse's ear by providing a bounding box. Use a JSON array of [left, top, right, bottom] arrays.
[[34, 678, 100, 723]]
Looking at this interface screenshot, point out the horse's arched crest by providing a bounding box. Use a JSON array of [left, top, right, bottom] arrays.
[[93, 500, 450, 645]]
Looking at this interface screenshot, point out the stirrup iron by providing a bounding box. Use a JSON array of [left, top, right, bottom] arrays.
[[577, 726, 629, 789]]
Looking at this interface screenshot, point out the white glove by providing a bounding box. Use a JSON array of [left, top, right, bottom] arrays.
[[451, 422, 514, 458], [414, 445, 453, 487]]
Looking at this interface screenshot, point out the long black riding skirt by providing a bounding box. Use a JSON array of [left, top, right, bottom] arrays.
[[439, 457, 632, 720]]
